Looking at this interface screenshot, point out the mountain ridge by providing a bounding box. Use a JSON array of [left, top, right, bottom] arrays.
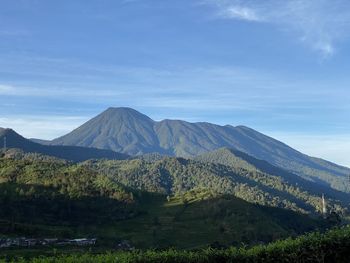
[[21, 107, 350, 193], [0, 127, 128, 162]]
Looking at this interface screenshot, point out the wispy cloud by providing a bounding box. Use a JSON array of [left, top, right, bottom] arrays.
[[0, 115, 89, 140], [205, 0, 350, 57], [0, 29, 30, 37], [0, 62, 348, 111], [0, 84, 14, 94], [0, 83, 128, 98], [222, 6, 262, 21]]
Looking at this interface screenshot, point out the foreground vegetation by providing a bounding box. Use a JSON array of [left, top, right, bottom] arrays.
[[2, 226, 350, 262]]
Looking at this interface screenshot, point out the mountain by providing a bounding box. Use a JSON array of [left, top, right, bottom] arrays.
[[47, 107, 350, 193], [51, 107, 164, 156], [0, 128, 128, 162]]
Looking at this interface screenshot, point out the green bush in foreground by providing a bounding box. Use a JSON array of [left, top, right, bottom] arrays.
[[3, 226, 350, 263]]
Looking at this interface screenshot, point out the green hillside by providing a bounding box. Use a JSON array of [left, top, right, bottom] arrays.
[[83, 157, 348, 215], [0, 154, 333, 250], [105, 190, 326, 249], [0, 154, 137, 233], [195, 148, 350, 204]]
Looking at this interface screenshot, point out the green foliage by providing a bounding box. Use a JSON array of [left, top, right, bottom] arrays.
[[0, 156, 137, 230], [99, 190, 328, 249], [83, 156, 348, 215], [196, 148, 350, 213], [0, 153, 338, 250]]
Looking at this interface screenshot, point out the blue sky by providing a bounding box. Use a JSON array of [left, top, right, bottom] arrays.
[[0, 0, 349, 167]]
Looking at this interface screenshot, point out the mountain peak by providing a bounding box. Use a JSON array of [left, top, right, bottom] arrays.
[[52, 107, 159, 155], [105, 106, 139, 113], [0, 128, 21, 138], [0, 127, 12, 132], [100, 107, 155, 122]]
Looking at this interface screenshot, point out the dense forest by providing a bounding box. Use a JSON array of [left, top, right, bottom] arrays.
[[83, 156, 347, 215], [0, 150, 340, 249], [196, 147, 350, 195], [0, 151, 137, 232]]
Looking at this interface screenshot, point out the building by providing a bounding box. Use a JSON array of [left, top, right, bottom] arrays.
[[69, 238, 97, 246]]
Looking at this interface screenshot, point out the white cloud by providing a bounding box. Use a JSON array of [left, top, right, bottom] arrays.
[[224, 6, 262, 21], [0, 29, 30, 37], [0, 63, 347, 111], [0, 83, 128, 98], [0, 84, 15, 94], [205, 0, 350, 57], [0, 116, 88, 140]]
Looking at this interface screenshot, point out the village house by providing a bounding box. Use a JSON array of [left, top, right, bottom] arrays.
[[0, 237, 97, 248]]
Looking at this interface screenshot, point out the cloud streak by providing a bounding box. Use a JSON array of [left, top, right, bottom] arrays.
[[205, 0, 350, 57], [0, 62, 348, 112], [223, 6, 261, 21]]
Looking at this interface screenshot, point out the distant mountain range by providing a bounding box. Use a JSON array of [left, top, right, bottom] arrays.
[[0, 128, 128, 162], [41, 107, 349, 193], [1, 107, 349, 193]]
